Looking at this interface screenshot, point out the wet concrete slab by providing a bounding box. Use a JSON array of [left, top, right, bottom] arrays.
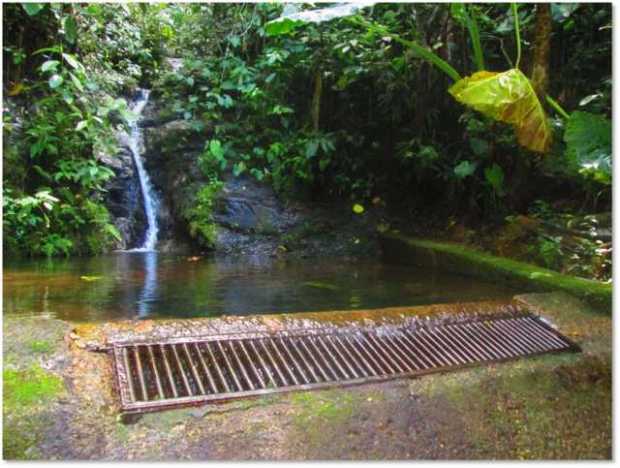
[[3, 292, 611, 460], [73, 299, 520, 349]]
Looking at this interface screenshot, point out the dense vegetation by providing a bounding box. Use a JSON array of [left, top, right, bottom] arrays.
[[3, 3, 612, 279]]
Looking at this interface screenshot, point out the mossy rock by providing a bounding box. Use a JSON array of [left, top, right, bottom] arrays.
[[380, 232, 611, 312]]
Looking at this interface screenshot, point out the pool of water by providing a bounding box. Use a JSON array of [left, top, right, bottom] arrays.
[[3, 253, 519, 322]]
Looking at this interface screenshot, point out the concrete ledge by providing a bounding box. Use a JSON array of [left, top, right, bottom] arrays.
[[380, 232, 612, 312]]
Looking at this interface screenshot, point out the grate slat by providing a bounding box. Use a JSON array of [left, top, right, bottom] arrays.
[[317, 338, 350, 379], [278, 338, 310, 384], [171, 344, 193, 396], [330, 336, 365, 378], [112, 311, 579, 413], [343, 335, 379, 376], [216, 341, 244, 391], [147, 345, 165, 399], [193, 342, 219, 393], [203, 342, 231, 393], [261, 339, 293, 386], [364, 334, 402, 373], [159, 344, 179, 398], [133, 346, 148, 401], [182, 343, 206, 395]]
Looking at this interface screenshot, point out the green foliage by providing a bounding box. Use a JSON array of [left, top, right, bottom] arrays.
[[183, 181, 223, 249], [21, 3, 45, 17], [4, 2, 612, 258], [4, 3, 167, 257], [484, 164, 505, 197], [564, 111, 611, 185], [451, 4, 484, 70], [454, 161, 477, 179]]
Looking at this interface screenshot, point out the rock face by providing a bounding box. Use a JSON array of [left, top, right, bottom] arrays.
[[103, 94, 382, 259], [97, 137, 146, 250], [142, 111, 205, 253], [211, 174, 301, 256]]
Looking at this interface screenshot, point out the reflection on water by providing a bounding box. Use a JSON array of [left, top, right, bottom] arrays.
[[137, 252, 158, 318], [3, 253, 519, 322]]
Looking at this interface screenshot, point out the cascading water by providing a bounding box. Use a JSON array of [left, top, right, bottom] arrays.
[[127, 89, 160, 251]]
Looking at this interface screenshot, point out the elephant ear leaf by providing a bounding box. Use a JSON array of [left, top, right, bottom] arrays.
[[449, 68, 552, 153]]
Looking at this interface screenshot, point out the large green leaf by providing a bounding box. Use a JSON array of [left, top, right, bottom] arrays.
[[266, 1, 376, 36], [449, 68, 552, 153], [450, 3, 484, 71], [564, 111, 611, 185], [62, 15, 78, 44], [22, 3, 45, 16]]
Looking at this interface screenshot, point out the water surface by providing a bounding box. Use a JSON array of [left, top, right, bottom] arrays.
[[4, 253, 519, 322]]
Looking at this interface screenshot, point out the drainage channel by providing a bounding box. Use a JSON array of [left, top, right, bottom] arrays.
[[111, 308, 579, 413]]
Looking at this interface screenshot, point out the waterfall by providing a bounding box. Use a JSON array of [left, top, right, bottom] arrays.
[[127, 89, 160, 251]]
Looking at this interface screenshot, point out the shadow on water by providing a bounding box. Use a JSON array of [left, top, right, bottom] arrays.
[[3, 253, 520, 322]]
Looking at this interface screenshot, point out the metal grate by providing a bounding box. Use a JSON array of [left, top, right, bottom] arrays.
[[111, 308, 579, 413]]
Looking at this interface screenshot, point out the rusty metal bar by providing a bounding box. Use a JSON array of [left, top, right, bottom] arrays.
[[147, 345, 165, 399], [249, 340, 280, 388], [433, 327, 476, 364], [426, 328, 469, 365], [466, 323, 506, 359], [499, 319, 546, 352], [469, 323, 513, 359], [352, 334, 391, 373], [480, 323, 527, 357], [384, 334, 421, 371], [506, 321, 545, 352], [133, 346, 148, 401], [316, 338, 350, 379], [278, 338, 311, 384], [159, 344, 179, 398], [227, 341, 255, 390], [494, 320, 534, 354], [342, 335, 378, 376], [203, 341, 231, 393], [491, 320, 536, 354], [397, 331, 436, 368], [171, 344, 193, 396], [112, 310, 578, 414], [238, 340, 265, 388], [330, 335, 364, 378], [182, 343, 206, 395], [122, 347, 137, 402], [301, 338, 332, 381], [520, 318, 567, 349], [193, 342, 219, 393], [216, 341, 244, 391], [462, 323, 505, 360], [373, 334, 414, 372], [364, 334, 402, 373], [262, 339, 294, 386], [447, 324, 494, 361], [413, 330, 453, 367]]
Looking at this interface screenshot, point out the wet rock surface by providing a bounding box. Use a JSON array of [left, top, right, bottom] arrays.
[[123, 93, 383, 257], [98, 142, 146, 250]]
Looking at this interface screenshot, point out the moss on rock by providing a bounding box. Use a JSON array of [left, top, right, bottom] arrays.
[[381, 232, 611, 312], [3, 365, 65, 459]]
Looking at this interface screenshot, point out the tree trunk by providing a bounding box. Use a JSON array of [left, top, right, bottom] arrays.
[[530, 3, 552, 96], [311, 70, 322, 132]]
